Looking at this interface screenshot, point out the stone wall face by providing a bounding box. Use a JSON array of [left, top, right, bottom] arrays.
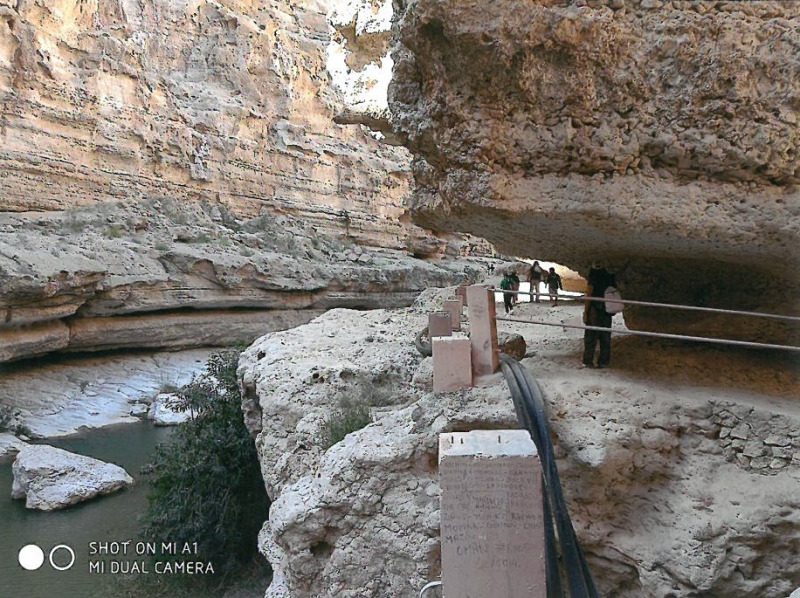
[[0, 200, 485, 362], [0, 0, 425, 250], [0, 0, 497, 361], [388, 0, 800, 341]]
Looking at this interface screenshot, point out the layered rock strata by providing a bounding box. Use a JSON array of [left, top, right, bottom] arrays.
[[0, 0, 435, 251], [387, 0, 800, 342], [0, 200, 483, 362], [0, 0, 498, 362], [239, 288, 800, 597]]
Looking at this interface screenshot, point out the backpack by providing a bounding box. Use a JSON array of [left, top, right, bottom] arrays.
[[603, 286, 623, 314]]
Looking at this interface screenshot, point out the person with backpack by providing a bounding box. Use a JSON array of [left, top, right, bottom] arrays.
[[499, 271, 514, 314], [547, 267, 562, 306], [528, 261, 544, 303], [582, 265, 617, 368]]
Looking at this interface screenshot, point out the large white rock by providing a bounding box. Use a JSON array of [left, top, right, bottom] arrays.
[[148, 393, 192, 426], [239, 291, 800, 598], [11, 445, 134, 511]]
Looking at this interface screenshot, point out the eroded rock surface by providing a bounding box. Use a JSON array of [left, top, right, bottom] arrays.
[[0, 0, 496, 361], [11, 444, 133, 510], [0, 347, 216, 437], [388, 0, 800, 342], [0, 432, 27, 461], [239, 289, 800, 597], [0, 0, 424, 250], [0, 200, 484, 361]]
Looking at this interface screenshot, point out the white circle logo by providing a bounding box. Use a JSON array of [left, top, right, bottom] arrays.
[[49, 544, 76, 571], [18, 544, 45, 571]]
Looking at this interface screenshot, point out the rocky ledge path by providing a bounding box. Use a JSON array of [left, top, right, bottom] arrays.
[[239, 286, 800, 598]]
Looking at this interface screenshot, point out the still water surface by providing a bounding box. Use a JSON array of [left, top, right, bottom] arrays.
[[0, 423, 173, 598]]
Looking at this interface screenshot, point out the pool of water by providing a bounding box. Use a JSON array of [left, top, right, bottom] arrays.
[[0, 423, 173, 598]]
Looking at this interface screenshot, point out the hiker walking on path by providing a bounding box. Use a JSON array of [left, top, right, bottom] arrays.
[[509, 270, 521, 306], [547, 267, 562, 306], [500, 271, 514, 314], [582, 265, 616, 368], [528, 261, 544, 303]]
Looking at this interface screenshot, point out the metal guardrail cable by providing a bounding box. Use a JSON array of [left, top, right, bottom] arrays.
[[492, 288, 800, 323], [496, 317, 800, 352], [500, 355, 599, 598]]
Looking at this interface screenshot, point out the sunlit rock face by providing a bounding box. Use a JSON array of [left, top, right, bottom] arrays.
[[0, 0, 435, 251], [327, 0, 394, 127], [389, 0, 800, 342], [0, 0, 494, 361]]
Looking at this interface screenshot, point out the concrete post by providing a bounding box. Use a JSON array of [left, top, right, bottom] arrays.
[[456, 285, 468, 307], [429, 312, 453, 338], [432, 337, 472, 393], [439, 430, 546, 598], [443, 299, 463, 332], [466, 285, 499, 376]]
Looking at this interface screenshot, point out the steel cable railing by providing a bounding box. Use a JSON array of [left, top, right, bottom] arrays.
[[493, 288, 800, 323], [492, 287, 800, 353]]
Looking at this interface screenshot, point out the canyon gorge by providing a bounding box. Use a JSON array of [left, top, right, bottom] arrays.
[[1, 1, 799, 598], [0, 0, 486, 363]]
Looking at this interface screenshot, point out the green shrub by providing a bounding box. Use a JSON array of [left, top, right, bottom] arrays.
[[138, 350, 270, 591], [104, 225, 125, 239], [192, 232, 212, 244], [322, 395, 372, 449]]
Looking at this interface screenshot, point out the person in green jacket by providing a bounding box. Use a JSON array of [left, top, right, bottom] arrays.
[[499, 272, 514, 314]]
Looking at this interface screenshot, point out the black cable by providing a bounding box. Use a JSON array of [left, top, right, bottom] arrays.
[[514, 359, 595, 597], [500, 355, 599, 598], [501, 358, 563, 597], [415, 326, 432, 357]]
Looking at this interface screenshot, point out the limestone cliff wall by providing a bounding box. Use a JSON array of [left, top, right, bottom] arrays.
[[0, 0, 497, 362], [0, 200, 485, 362], [388, 0, 800, 342], [0, 0, 431, 251]]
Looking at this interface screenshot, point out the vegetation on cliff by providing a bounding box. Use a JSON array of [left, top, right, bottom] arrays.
[[137, 350, 270, 594]]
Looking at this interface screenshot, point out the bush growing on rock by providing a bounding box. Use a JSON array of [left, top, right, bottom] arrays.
[[322, 393, 373, 449], [138, 350, 270, 592]]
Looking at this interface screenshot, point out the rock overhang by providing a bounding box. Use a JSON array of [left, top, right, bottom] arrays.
[[387, 0, 800, 342]]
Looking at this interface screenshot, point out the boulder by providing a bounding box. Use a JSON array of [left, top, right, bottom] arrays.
[[11, 445, 134, 511], [0, 433, 28, 461], [498, 332, 527, 360], [149, 394, 192, 426]]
